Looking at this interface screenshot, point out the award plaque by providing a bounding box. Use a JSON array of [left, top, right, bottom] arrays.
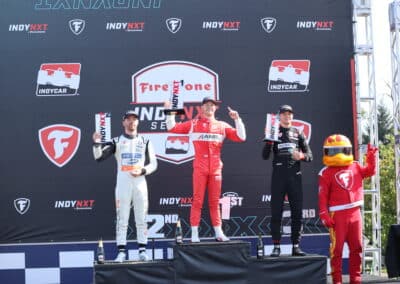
[[95, 112, 112, 143], [264, 113, 281, 142], [163, 80, 186, 115]]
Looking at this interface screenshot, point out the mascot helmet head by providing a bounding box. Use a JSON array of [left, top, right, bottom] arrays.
[[323, 134, 353, 167]]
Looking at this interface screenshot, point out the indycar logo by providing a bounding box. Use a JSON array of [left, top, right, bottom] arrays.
[[166, 18, 182, 33], [36, 63, 81, 96], [268, 60, 310, 92], [14, 198, 30, 215], [38, 124, 81, 167], [260, 17, 276, 33], [69, 19, 85, 35], [335, 170, 354, 190]]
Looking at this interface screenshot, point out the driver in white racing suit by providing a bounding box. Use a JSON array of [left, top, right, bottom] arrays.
[[92, 110, 157, 262]]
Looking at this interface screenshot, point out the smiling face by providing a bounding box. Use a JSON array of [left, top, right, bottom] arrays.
[[122, 115, 139, 135], [201, 101, 218, 118], [279, 111, 293, 127]]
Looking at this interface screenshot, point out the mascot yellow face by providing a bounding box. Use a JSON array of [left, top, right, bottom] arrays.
[[323, 134, 353, 167]]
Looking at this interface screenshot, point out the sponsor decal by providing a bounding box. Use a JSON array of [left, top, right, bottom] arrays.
[[292, 119, 312, 143], [34, 0, 162, 10], [131, 60, 219, 164], [8, 23, 48, 33], [202, 21, 240, 31], [69, 19, 85, 35], [166, 18, 182, 33], [267, 59, 310, 92], [220, 192, 244, 219], [297, 20, 334, 31], [38, 124, 81, 167], [106, 22, 145, 32], [36, 63, 81, 96], [335, 170, 354, 190], [14, 198, 31, 215], [54, 200, 95, 210], [260, 17, 276, 33], [159, 197, 193, 207]]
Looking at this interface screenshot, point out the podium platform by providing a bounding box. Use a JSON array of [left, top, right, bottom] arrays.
[[94, 241, 327, 284]]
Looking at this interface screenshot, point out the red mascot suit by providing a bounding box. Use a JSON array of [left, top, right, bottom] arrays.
[[318, 134, 377, 284]]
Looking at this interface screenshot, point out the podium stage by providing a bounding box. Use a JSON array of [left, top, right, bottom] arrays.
[[94, 241, 327, 284]]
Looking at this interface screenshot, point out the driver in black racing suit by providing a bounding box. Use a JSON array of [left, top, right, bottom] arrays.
[[262, 105, 313, 257]]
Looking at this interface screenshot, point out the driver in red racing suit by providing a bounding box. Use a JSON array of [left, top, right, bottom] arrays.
[[319, 134, 377, 284], [164, 97, 246, 242]]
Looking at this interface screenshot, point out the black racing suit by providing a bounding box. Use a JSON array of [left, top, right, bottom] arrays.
[[262, 126, 313, 244]]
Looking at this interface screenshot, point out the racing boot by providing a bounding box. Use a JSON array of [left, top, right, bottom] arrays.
[[214, 226, 230, 242], [191, 226, 200, 243]]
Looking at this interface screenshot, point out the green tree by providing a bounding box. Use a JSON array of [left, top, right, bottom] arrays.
[[362, 103, 393, 144]]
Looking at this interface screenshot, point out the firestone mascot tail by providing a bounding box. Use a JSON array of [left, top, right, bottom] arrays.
[[318, 134, 377, 284]]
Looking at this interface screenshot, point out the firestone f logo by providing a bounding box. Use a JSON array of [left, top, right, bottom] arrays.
[[166, 18, 182, 34], [335, 170, 354, 190], [261, 17, 277, 33], [14, 198, 30, 215], [39, 124, 81, 167], [69, 19, 85, 35]]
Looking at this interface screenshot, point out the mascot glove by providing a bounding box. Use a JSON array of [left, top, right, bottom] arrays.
[[320, 211, 335, 228]]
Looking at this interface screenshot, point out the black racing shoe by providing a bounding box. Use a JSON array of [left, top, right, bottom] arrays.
[[292, 246, 307, 256], [270, 247, 281, 257]]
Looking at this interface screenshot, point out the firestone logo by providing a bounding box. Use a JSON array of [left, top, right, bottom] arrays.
[[14, 198, 31, 215], [38, 124, 81, 167], [292, 119, 312, 143], [106, 22, 145, 32], [166, 18, 182, 33], [267, 59, 310, 92], [202, 21, 240, 31], [260, 17, 276, 33], [9, 23, 48, 33], [131, 60, 219, 164], [69, 19, 85, 35]]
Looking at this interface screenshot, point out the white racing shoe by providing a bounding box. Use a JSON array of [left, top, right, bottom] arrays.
[[191, 226, 200, 243], [138, 251, 149, 261], [214, 226, 230, 242], [114, 251, 126, 262]]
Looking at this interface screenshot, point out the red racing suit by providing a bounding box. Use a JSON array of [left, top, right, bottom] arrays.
[[318, 147, 376, 284], [166, 116, 246, 226]]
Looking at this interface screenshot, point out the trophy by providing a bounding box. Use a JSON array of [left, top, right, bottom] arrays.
[[163, 80, 185, 115], [95, 112, 111, 143], [264, 112, 281, 142]]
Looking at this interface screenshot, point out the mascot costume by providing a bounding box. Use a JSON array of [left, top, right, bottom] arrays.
[[318, 134, 377, 284]]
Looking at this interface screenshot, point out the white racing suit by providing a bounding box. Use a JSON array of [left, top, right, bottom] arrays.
[[93, 134, 157, 246]]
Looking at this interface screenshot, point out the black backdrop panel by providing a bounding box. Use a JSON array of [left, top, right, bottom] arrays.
[[0, 0, 354, 243]]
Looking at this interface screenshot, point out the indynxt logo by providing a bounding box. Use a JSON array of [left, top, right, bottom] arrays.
[[54, 200, 95, 210], [202, 21, 240, 31], [9, 24, 48, 33]]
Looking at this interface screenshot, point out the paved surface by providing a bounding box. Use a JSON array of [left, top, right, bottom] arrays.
[[326, 274, 400, 283]]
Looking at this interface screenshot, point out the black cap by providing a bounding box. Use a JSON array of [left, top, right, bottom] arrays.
[[122, 110, 139, 120], [202, 96, 218, 105], [279, 105, 293, 114]]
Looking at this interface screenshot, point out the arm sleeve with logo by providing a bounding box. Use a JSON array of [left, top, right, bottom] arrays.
[[225, 119, 246, 142], [166, 116, 193, 134], [360, 143, 377, 178], [143, 140, 158, 175], [318, 169, 334, 228], [299, 131, 313, 162], [92, 139, 116, 161]]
